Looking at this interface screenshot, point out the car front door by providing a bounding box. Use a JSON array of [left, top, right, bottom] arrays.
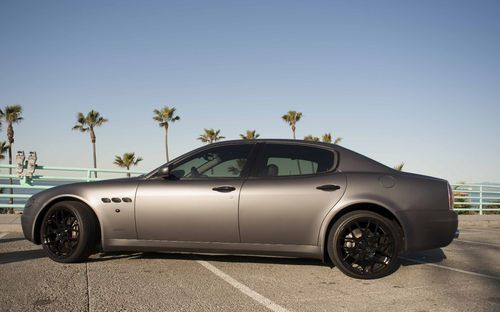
[[135, 143, 256, 243], [239, 143, 346, 246]]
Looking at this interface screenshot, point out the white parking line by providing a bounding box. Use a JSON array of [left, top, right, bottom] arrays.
[[400, 257, 500, 281], [197, 260, 291, 312], [459, 228, 500, 234], [455, 239, 500, 248], [0, 233, 8, 239]]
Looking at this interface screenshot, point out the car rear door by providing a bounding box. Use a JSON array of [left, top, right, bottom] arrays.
[[238, 143, 346, 246], [135, 143, 257, 243]]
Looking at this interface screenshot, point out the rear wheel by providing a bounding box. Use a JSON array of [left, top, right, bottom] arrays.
[[40, 201, 98, 263], [327, 210, 401, 279]]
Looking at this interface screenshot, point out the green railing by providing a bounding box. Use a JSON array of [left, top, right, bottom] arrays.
[[0, 163, 146, 209], [1, 163, 499, 214]]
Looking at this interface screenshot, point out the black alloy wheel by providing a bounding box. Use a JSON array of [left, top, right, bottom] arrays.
[[328, 210, 401, 279], [40, 201, 98, 263]]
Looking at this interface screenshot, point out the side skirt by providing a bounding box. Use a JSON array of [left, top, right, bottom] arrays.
[[103, 239, 323, 260]]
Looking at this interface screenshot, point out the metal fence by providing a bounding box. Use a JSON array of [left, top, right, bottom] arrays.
[[0, 163, 146, 210], [451, 183, 500, 215], [1, 163, 499, 214]]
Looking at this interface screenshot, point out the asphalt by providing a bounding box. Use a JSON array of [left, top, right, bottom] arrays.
[[1, 220, 499, 311]]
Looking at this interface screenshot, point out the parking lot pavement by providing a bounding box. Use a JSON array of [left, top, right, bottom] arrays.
[[1, 228, 499, 312]]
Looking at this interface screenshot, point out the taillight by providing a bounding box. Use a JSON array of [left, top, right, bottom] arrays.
[[447, 182, 454, 210]]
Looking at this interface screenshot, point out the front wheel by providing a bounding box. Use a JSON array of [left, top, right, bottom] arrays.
[[40, 201, 98, 263], [327, 210, 401, 279]]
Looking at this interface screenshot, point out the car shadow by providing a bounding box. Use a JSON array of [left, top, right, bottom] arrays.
[[0, 249, 46, 265], [0, 237, 27, 244], [92, 249, 449, 277], [90, 251, 329, 267], [399, 248, 447, 266]]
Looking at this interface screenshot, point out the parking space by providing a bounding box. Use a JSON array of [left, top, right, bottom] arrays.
[[1, 228, 499, 312]]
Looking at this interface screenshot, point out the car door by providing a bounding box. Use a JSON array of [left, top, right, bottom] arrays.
[[135, 143, 257, 243], [239, 143, 346, 246]]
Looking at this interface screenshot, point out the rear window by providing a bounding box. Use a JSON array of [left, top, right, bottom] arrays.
[[257, 144, 335, 177]]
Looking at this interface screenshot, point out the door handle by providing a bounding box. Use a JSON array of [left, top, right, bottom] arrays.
[[316, 184, 341, 192], [212, 186, 236, 193]]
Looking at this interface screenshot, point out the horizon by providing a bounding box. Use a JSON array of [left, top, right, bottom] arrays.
[[1, 1, 499, 184]]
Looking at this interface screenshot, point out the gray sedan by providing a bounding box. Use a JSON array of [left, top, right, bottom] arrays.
[[21, 139, 458, 279]]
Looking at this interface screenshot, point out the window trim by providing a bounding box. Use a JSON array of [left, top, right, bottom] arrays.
[[249, 142, 339, 179], [149, 142, 260, 181]]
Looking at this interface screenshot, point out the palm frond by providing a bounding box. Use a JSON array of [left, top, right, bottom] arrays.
[[281, 110, 302, 125], [114, 153, 143, 168], [322, 133, 332, 143], [3, 105, 23, 123], [153, 106, 180, 127], [198, 128, 224, 143], [304, 135, 319, 142], [394, 162, 405, 171], [240, 130, 259, 140], [0, 141, 9, 160], [73, 110, 107, 131]]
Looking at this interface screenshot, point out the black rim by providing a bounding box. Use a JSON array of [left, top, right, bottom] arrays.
[[42, 207, 80, 258], [336, 218, 395, 276]]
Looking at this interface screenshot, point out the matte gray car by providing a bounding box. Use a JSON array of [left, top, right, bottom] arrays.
[[21, 139, 458, 279]]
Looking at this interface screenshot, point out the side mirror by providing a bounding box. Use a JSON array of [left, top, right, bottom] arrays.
[[159, 165, 171, 178]]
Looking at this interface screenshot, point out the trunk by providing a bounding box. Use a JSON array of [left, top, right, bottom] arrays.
[[165, 125, 169, 162], [292, 124, 296, 139], [90, 128, 97, 178], [127, 166, 131, 178], [7, 145, 13, 213], [92, 142, 97, 178]]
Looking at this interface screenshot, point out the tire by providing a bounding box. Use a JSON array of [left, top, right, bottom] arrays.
[[40, 201, 98, 263], [327, 210, 401, 279]]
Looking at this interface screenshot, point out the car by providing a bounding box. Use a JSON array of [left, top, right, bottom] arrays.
[[21, 139, 458, 279]]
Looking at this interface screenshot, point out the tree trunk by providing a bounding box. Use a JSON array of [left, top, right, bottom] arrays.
[[7, 145, 13, 213], [90, 128, 97, 178], [7, 123, 14, 212], [165, 125, 169, 162], [292, 124, 296, 139], [127, 167, 131, 178]]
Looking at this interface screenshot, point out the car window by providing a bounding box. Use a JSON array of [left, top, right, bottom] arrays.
[[257, 144, 334, 177], [170, 144, 253, 179]]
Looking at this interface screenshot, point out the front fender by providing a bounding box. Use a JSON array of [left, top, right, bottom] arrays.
[[22, 179, 140, 247]]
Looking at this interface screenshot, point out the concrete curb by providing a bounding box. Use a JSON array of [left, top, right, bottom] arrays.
[[0, 214, 22, 233], [1, 214, 499, 234], [458, 215, 500, 228]]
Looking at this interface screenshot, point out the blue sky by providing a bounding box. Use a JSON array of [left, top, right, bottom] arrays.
[[0, 0, 499, 183]]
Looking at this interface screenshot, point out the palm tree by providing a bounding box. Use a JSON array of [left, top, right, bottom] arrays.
[[0, 105, 23, 207], [72, 110, 108, 178], [240, 130, 260, 140], [322, 133, 332, 143], [113, 153, 143, 177], [0, 141, 9, 160], [304, 135, 320, 141], [281, 111, 302, 139], [322, 133, 342, 144], [198, 128, 225, 144], [394, 162, 405, 171], [153, 106, 180, 162]]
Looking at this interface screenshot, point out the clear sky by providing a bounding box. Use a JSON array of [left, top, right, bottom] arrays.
[[0, 0, 499, 183]]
